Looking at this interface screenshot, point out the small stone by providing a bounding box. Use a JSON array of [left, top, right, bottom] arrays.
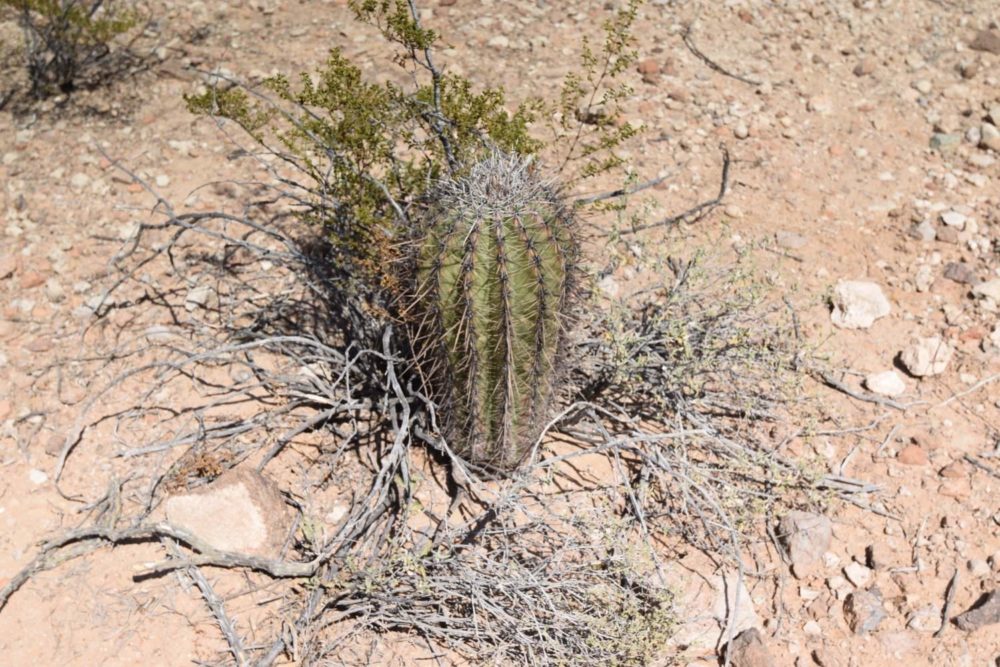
[[942, 262, 978, 285], [844, 588, 885, 635], [982, 123, 1000, 151], [807, 95, 833, 115], [636, 58, 659, 75], [733, 122, 749, 140], [969, 29, 1000, 55], [164, 468, 294, 558], [830, 281, 891, 329], [940, 211, 967, 228], [1, 152, 19, 165], [865, 370, 906, 397], [971, 279, 1000, 301], [988, 106, 1000, 127], [28, 469, 48, 485], [914, 265, 934, 291], [929, 133, 961, 151], [967, 559, 991, 579], [899, 336, 952, 377], [912, 79, 933, 94], [897, 444, 928, 466], [909, 220, 936, 242], [43, 278, 65, 303], [803, 620, 823, 636], [843, 562, 873, 588], [487, 35, 509, 48], [185, 285, 216, 311], [725, 628, 775, 667], [778, 511, 832, 573], [955, 589, 1000, 632], [155, 174, 171, 188], [853, 58, 876, 76], [907, 604, 943, 633], [724, 205, 744, 219], [960, 61, 979, 79], [939, 460, 968, 479], [69, 172, 90, 191], [936, 226, 960, 244]]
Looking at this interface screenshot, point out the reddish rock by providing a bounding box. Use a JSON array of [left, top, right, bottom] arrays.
[[724, 628, 775, 667], [969, 29, 1000, 55], [897, 445, 928, 466], [939, 461, 969, 479], [19, 272, 46, 289], [637, 58, 660, 75]]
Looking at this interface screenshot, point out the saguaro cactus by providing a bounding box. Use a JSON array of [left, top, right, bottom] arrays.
[[411, 151, 576, 470]]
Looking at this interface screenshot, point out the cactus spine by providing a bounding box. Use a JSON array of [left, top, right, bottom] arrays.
[[412, 151, 575, 470]]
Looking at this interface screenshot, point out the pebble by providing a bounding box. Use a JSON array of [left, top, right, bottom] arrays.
[[899, 336, 952, 377], [843, 562, 874, 588], [914, 265, 934, 291], [733, 122, 749, 140], [865, 370, 906, 397], [184, 285, 216, 311], [776, 231, 807, 249], [636, 58, 659, 75], [897, 444, 928, 466], [807, 96, 833, 115], [830, 281, 891, 329], [2, 152, 19, 165], [907, 604, 943, 633], [942, 262, 978, 285], [954, 590, 1000, 631], [69, 172, 90, 191], [936, 226, 959, 244], [724, 628, 776, 667], [929, 133, 961, 151], [969, 29, 1000, 55], [155, 174, 171, 188], [724, 205, 744, 219], [853, 58, 876, 76], [912, 79, 933, 94], [971, 279, 1000, 302], [909, 220, 936, 242], [967, 559, 991, 579], [487, 35, 510, 48], [940, 211, 967, 228], [982, 123, 1000, 151], [778, 511, 832, 574], [44, 278, 65, 303], [844, 588, 885, 635], [28, 469, 48, 485], [803, 620, 823, 636]]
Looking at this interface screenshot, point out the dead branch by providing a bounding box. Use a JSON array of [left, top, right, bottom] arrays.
[[682, 24, 762, 86]]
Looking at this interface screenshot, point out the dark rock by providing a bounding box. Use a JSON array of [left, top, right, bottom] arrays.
[[969, 30, 1000, 55], [943, 262, 979, 285], [954, 589, 1000, 631], [778, 511, 832, 575], [844, 588, 886, 635], [725, 628, 776, 667]]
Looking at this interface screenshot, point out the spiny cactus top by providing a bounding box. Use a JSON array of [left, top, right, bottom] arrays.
[[412, 151, 576, 471]]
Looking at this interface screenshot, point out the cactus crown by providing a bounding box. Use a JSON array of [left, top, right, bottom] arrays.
[[411, 151, 576, 471]]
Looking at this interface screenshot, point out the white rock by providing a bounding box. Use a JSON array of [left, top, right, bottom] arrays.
[[164, 468, 293, 558], [69, 172, 90, 191], [914, 265, 934, 292], [972, 279, 1000, 302], [487, 35, 510, 48], [900, 336, 952, 376], [865, 370, 907, 397], [28, 469, 48, 485], [184, 285, 215, 311], [44, 278, 65, 303], [940, 211, 967, 228], [155, 174, 171, 188], [843, 561, 873, 588], [830, 281, 891, 329]]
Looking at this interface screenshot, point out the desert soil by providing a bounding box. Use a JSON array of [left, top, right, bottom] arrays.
[[1, 0, 999, 665]]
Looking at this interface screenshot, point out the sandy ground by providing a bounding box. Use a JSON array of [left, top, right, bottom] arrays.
[[1, 0, 999, 665]]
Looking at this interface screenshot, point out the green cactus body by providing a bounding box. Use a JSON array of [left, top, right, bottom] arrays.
[[413, 152, 575, 470]]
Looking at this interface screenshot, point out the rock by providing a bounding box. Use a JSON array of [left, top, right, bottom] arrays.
[[843, 561, 874, 588], [69, 172, 90, 191], [930, 133, 961, 151], [909, 220, 936, 242], [44, 278, 65, 303], [853, 58, 876, 76], [811, 647, 846, 667], [714, 572, 759, 638], [967, 559, 991, 579], [0, 256, 17, 280], [939, 460, 968, 478], [865, 370, 906, 397], [954, 590, 1000, 631], [960, 61, 979, 79], [164, 468, 294, 558], [907, 604, 942, 633], [899, 336, 952, 377], [733, 122, 750, 140], [844, 588, 886, 635], [28, 469, 48, 485], [487, 35, 509, 48], [830, 281, 891, 329], [897, 444, 928, 466], [989, 106, 1000, 127], [636, 58, 659, 75], [982, 123, 1000, 151], [969, 29, 1000, 54], [914, 264, 934, 291], [803, 620, 822, 636], [940, 211, 967, 228], [155, 174, 171, 188], [972, 279, 1000, 301], [936, 226, 960, 244], [778, 511, 832, 573], [912, 79, 933, 94], [724, 628, 775, 667], [943, 262, 978, 285], [806, 95, 833, 115], [184, 285, 216, 311]]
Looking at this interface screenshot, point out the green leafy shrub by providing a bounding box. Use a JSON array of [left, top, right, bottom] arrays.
[[2, 0, 139, 98]]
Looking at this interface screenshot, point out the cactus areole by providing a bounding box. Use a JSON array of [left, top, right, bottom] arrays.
[[412, 151, 576, 471]]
